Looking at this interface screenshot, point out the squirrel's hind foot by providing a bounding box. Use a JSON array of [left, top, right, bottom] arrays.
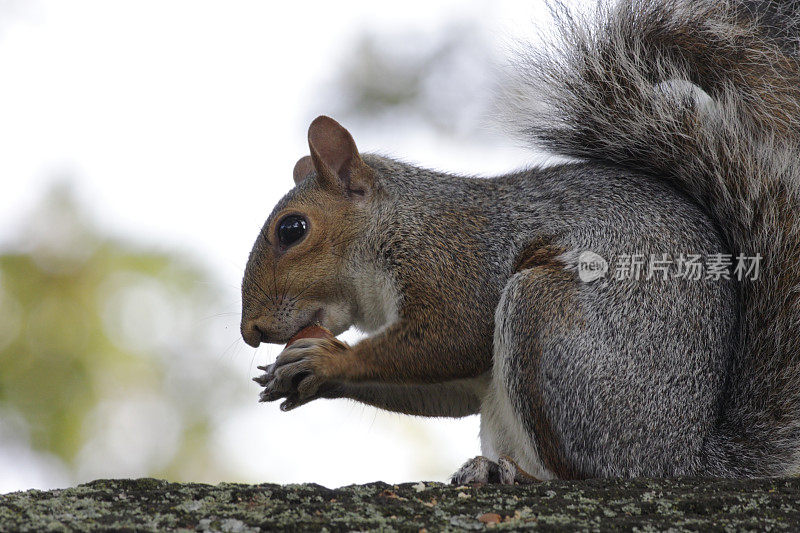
[[450, 455, 540, 485]]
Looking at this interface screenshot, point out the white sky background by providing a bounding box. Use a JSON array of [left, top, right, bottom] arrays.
[[0, 0, 575, 492]]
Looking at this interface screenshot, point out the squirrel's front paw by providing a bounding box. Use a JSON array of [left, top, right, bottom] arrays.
[[255, 337, 350, 411]]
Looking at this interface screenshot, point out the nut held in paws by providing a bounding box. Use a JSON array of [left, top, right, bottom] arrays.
[[286, 324, 334, 347]]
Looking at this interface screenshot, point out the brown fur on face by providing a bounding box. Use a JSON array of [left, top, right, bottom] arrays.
[[241, 116, 375, 347]]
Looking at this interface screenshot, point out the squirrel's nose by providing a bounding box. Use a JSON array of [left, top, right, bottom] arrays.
[[241, 318, 266, 348]]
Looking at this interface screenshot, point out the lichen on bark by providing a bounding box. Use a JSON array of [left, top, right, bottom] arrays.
[[2, 477, 800, 531]]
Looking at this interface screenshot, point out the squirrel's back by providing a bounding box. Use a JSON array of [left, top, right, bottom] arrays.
[[503, 0, 800, 475]]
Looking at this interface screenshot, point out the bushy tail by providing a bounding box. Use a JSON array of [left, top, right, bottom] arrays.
[[505, 0, 800, 475]]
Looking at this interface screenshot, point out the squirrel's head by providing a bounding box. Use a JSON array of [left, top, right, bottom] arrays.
[[240, 116, 376, 347]]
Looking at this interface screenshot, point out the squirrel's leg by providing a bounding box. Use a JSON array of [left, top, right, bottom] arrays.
[[259, 375, 488, 417], [453, 257, 582, 483], [471, 244, 728, 480], [332, 377, 488, 417], [260, 307, 496, 409]]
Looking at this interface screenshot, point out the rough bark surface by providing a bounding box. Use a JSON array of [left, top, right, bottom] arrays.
[[2, 478, 800, 531]]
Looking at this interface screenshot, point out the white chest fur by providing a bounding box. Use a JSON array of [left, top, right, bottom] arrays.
[[348, 260, 400, 334]]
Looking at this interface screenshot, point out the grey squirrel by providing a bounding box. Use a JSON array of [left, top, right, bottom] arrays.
[[240, 0, 800, 481]]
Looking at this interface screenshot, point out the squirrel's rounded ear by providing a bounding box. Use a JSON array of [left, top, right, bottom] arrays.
[[292, 156, 315, 185], [307, 115, 374, 197]]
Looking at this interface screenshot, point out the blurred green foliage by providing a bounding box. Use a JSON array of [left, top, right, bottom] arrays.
[[0, 184, 245, 482]]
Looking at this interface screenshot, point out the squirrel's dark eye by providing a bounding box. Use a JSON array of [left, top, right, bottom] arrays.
[[277, 215, 308, 247]]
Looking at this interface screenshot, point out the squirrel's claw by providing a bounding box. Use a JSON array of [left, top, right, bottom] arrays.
[[280, 374, 323, 410], [255, 337, 348, 409], [280, 382, 325, 411], [279, 395, 312, 411], [253, 361, 278, 388]]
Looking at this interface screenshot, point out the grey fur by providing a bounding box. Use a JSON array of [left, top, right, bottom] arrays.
[[497, 0, 800, 476]]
